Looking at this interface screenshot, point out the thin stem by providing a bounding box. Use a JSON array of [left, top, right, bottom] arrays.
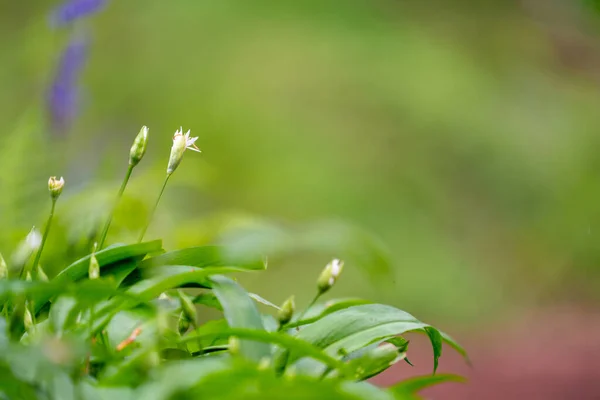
[[296, 293, 321, 324], [138, 174, 170, 242], [319, 366, 333, 380], [98, 164, 134, 249], [25, 199, 56, 279]]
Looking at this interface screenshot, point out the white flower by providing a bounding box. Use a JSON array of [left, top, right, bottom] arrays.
[[317, 258, 344, 294], [174, 127, 200, 152], [330, 259, 342, 279], [167, 127, 200, 175], [48, 176, 65, 199], [26, 227, 42, 250]]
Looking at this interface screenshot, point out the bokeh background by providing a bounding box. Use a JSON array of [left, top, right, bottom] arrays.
[[2, 0, 600, 398]]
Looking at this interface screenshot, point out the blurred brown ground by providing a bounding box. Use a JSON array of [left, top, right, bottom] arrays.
[[370, 305, 600, 399]]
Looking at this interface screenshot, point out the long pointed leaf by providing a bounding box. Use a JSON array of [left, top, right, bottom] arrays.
[[139, 246, 266, 271], [293, 304, 466, 373], [210, 276, 270, 362], [179, 327, 349, 374]]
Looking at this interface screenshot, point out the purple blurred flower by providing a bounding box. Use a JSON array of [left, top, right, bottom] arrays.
[[50, 0, 107, 27], [47, 36, 88, 132]]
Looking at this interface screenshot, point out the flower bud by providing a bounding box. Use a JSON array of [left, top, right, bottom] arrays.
[[351, 343, 403, 380], [48, 176, 65, 199], [11, 228, 41, 273], [167, 129, 187, 175], [258, 357, 271, 370], [0, 253, 7, 280], [37, 264, 49, 281], [24, 307, 34, 331], [177, 312, 190, 335], [277, 295, 295, 326], [370, 343, 401, 364], [26, 228, 42, 251], [228, 336, 240, 356], [88, 253, 100, 279], [129, 125, 149, 166], [25, 271, 32, 282], [177, 290, 197, 326], [317, 259, 344, 294]]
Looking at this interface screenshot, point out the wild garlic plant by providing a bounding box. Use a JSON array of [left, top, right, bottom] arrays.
[[0, 127, 468, 400]]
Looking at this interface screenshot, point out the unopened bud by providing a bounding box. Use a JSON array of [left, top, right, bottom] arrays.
[[228, 336, 240, 356], [24, 307, 34, 331], [167, 128, 187, 175], [258, 357, 271, 370], [24, 228, 42, 255], [283, 365, 297, 380], [177, 290, 197, 326], [88, 253, 100, 280], [0, 253, 7, 280], [352, 343, 403, 380], [178, 312, 190, 336], [129, 126, 149, 166], [370, 343, 401, 364], [48, 176, 65, 199], [11, 228, 42, 268], [317, 259, 344, 294], [25, 271, 32, 282], [37, 265, 49, 281], [277, 295, 295, 326]]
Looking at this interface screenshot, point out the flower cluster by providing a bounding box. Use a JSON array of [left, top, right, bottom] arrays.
[[50, 0, 107, 27], [48, 36, 88, 133], [47, 0, 108, 134]]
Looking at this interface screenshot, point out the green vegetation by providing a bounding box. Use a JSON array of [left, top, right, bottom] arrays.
[[0, 129, 466, 399]]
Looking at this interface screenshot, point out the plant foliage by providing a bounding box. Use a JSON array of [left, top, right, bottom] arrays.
[[0, 128, 467, 400]]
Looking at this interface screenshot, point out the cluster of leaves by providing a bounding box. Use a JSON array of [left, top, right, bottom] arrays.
[[0, 240, 467, 400], [0, 127, 467, 399]]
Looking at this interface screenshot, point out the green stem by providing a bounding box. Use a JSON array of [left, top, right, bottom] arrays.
[[319, 366, 333, 380], [98, 164, 134, 249], [295, 293, 321, 325], [25, 199, 56, 279], [138, 174, 170, 242]]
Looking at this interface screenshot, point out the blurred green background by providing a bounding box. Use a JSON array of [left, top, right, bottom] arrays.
[[2, 0, 600, 344]]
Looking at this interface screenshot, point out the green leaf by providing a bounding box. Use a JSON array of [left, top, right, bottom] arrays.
[[181, 319, 229, 353], [388, 374, 466, 397], [292, 304, 465, 373], [139, 246, 266, 271], [192, 293, 223, 310], [77, 380, 135, 400], [90, 266, 248, 333], [99, 347, 158, 385], [135, 357, 231, 400], [127, 266, 242, 300], [345, 348, 406, 381], [54, 241, 162, 283], [294, 304, 424, 356], [0, 362, 40, 400], [49, 296, 78, 334], [179, 327, 350, 374], [33, 241, 162, 312], [424, 327, 442, 374], [286, 298, 372, 328], [210, 275, 271, 362], [192, 292, 281, 312], [181, 362, 396, 400], [340, 381, 396, 400], [385, 337, 409, 353], [101, 259, 140, 287], [248, 293, 281, 310], [439, 331, 470, 365]]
